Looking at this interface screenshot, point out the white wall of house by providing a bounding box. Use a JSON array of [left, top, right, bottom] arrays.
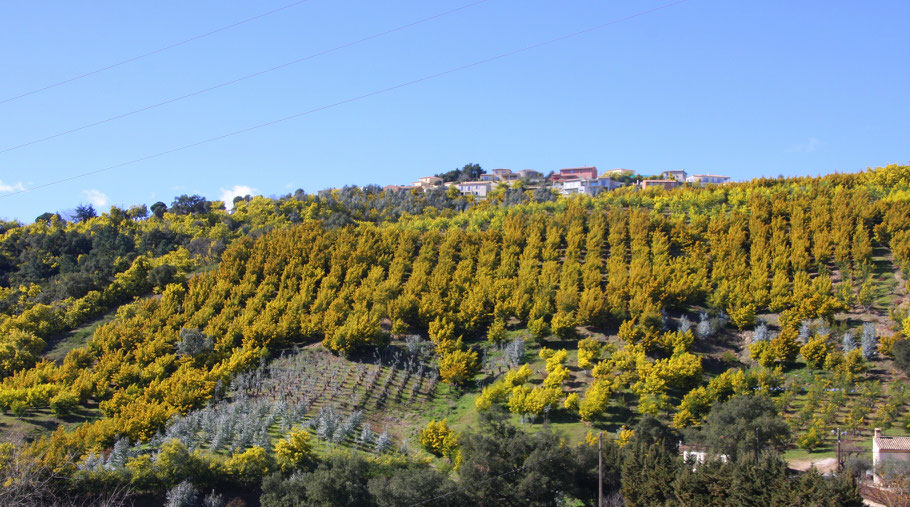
[[457, 182, 491, 197], [686, 174, 730, 185], [661, 171, 687, 182], [558, 180, 584, 194], [558, 177, 620, 196], [872, 428, 910, 484]]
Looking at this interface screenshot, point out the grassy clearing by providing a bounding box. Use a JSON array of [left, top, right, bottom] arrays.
[[784, 426, 910, 463], [871, 248, 900, 311], [41, 265, 218, 365], [783, 446, 836, 461], [188, 262, 219, 278], [44, 310, 118, 363], [0, 404, 102, 441]]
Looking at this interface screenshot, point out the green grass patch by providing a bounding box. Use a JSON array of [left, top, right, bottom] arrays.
[[871, 249, 900, 310], [0, 405, 102, 441], [782, 446, 835, 461], [188, 262, 219, 278], [44, 310, 118, 363]]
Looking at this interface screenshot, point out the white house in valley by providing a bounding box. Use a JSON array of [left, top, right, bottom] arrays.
[[873, 428, 910, 484]]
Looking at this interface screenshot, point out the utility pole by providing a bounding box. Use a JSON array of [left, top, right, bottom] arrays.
[[836, 427, 842, 471], [598, 432, 603, 507]]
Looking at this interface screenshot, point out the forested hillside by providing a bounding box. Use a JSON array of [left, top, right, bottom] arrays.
[[4, 165, 910, 505]]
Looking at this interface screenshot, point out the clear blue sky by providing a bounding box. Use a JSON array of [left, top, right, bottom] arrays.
[[0, 0, 908, 221]]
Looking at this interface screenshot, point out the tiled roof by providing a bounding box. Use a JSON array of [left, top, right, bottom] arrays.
[[876, 435, 910, 451]]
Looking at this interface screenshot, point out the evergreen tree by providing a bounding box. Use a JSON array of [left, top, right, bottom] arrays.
[[165, 481, 198, 507], [842, 331, 857, 353], [861, 323, 878, 359]]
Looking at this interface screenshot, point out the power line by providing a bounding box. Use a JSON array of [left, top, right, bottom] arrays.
[[0, 0, 692, 200], [0, 0, 492, 156], [0, 0, 314, 106]]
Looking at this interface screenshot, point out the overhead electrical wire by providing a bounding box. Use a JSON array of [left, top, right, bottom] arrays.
[[0, 0, 691, 200], [0, 0, 314, 106], [0, 0, 492, 156]]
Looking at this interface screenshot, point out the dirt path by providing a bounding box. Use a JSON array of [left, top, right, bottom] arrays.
[[787, 456, 838, 474]]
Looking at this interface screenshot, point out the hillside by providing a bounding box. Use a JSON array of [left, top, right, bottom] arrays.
[[4, 165, 910, 504]]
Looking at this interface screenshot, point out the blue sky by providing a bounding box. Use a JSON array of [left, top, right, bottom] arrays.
[[0, 0, 907, 221]]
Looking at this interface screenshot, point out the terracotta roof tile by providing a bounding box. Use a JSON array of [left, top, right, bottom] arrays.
[[876, 435, 910, 451]]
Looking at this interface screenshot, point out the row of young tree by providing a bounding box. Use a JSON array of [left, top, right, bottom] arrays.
[[3, 164, 910, 492], [0, 397, 866, 506], [0, 175, 557, 347]]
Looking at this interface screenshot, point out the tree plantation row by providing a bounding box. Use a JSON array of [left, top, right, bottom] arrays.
[[2, 164, 910, 503]]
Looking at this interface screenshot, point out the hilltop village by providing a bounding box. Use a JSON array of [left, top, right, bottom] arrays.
[[318, 166, 732, 198]]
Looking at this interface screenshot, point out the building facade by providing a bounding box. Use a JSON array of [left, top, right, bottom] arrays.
[[456, 181, 493, 197], [412, 176, 443, 188], [491, 168, 516, 180], [516, 169, 544, 181], [660, 170, 687, 182], [550, 166, 598, 181], [685, 174, 731, 185], [873, 428, 910, 484], [558, 177, 622, 196]]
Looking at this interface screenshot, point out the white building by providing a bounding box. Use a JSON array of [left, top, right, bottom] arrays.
[[685, 174, 731, 185], [490, 168, 517, 181], [557, 177, 622, 196], [478, 169, 544, 184], [412, 176, 443, 188], [456, 181, 493, 197], [873, 428, 910, 484], [682, 449, 728, 466], [660, 170, 687, 182], [679, 444, 728, 471]]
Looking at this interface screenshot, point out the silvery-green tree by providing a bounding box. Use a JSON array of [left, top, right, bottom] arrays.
[[842, 331, 857, 353], [375, 431, 393, 454], [678, 315, 692, 334], [165, 481, 198, 507], [861, 323, 877, 359]]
